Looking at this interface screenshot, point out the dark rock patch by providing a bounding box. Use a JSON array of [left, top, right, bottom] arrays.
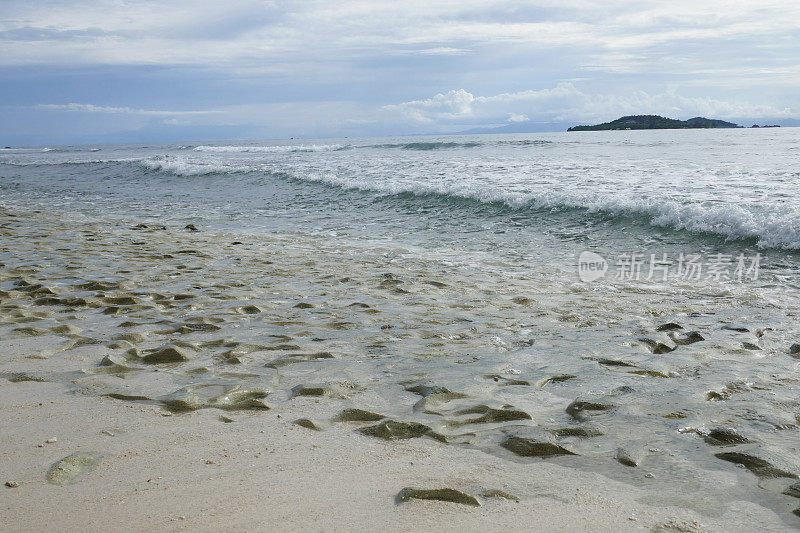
[[566, 399, 615, 420], [142, 345, 191, 364], [332, 408, 385, 422], [396, 487, 479, 506], [359, 420, 432, 440], [480, 489, 519, 502], [639, 338, 675, 354], [501, 436, 577, 458], [670, 331, 705, 345], [715, 452, 797, 479], [702, 427, 750, 446]]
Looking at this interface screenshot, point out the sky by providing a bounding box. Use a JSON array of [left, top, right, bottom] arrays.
[[1, 0, 799, 145]]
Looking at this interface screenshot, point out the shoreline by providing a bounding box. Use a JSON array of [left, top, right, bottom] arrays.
[[0, 208, 797, 531]]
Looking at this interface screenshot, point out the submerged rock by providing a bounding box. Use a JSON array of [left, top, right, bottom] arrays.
[[701, 427, 750, 446], [219, 343, 268, 363], [722, 325, 750, 333], [13, 326, 48, 337], [405, 383, 460, 397], [106, 393, 153, 402], [34, 296, 65, 306], [706, 390, 729, 401], [51, 324, 82, 335], [142, 345, 191, 364], [656, 323, 683, 332], [616, 447, 643, 467], [480, 489, 520, 502], [413, 390, 470, 414], [179, 323, 221, 333], [783, 482, 800, 499], [76, 280, 120, 291], [450, 405, 531, 426], [359, 420, 432, 440], [539, 374, 577, 387], [7, 372, 49, 383], [265, 352, 334, 369], [161, 384, 269, 412], [112, 332, 147, 344], [638, 338, 675, 354], [95, 354, 140, 373], [104, 296, 138, 306], [595, 358, 636, 367], [236, 305, 261, 314], [294, 418, 325, 431], [46, 452, 100, 485], [789, 344, 800, 357], [549, 427, 603, 438], [332, 408, 385, 422], [290, 381, 361, 399], [501, 436, 577, 458], [628, 369, 671, 378], [396, 487, 480, 507], [482, 374, 530, 386], [715, 452, 797, 479], [565, 399, 615, 420], [669, 331, 705, 345]]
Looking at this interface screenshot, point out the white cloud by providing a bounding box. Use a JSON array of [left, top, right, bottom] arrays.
[[3, 1, 799, 142], [30, 100, 384, 138], [416, 47, 471, 56], [34, 103, 217, 116], [385, 84, 795, 127], [1, 0, 798, 79]]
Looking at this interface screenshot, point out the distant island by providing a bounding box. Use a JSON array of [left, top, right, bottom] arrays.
[[567, 115, 739, 131]]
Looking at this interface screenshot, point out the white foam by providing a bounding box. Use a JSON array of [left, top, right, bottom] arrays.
[[0, 157, 140, 166], [290, 169, 800, 249], [139, 157, 257, 176], [193, 144, 345, 153]]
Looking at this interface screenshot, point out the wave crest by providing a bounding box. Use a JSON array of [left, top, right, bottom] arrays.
[[193, 144, 346, 153], [285, 170, 800, 250]]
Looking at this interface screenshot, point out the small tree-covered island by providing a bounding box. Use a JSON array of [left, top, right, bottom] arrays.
[[567, 115, 740, 131]]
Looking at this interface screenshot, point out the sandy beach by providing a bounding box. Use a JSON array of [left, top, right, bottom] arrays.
[[0, 206, 797, 531], [1, 364, 770, 533]]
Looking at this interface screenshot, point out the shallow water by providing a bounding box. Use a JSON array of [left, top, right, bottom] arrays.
[[2, 130, 800, 527]]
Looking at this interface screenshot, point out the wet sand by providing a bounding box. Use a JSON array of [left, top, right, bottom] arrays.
[[1, 376, 763, 532], [0, 208, 798, 531]]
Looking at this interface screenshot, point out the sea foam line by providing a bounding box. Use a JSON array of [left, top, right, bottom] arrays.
[[193, 144, 346, 153]]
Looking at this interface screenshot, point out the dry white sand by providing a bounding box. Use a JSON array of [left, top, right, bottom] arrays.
[[0, 338, 784, 532]]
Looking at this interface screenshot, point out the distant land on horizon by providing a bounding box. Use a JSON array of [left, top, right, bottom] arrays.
[[452, 116, 800, 136], [567, 115, 739, 131]]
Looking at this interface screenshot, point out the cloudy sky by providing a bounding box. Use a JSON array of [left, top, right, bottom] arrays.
[[1, 0, 799, 145]]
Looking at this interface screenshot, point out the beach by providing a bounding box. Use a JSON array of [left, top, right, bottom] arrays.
[[1, 368, 775, 532], [2, 131, 800, 531]]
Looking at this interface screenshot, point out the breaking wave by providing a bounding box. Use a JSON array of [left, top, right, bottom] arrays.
[[193, 144, 347, 153]]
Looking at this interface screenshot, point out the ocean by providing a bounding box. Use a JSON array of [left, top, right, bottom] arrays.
[[2, 127, 800, 525]]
